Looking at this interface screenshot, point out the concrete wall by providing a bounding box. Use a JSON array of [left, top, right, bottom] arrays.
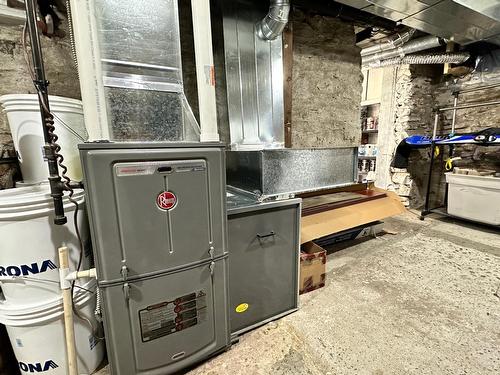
[[0, 23, 80, 189], [290, 10, 362, 149]]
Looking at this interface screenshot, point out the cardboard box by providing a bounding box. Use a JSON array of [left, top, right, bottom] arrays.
[[299, 242, 326, 294], [314, 221, 384, 248]]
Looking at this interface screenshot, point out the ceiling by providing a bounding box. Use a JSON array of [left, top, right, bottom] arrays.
[[335, 0, 500, 46]]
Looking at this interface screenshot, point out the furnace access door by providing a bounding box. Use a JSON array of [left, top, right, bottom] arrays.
[[79, 143, 228, 282], [79, 143, 229, 374]]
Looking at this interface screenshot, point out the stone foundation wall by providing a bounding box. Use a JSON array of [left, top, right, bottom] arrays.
[[377, 64, 500, 209], [290, 10, 362, 148], [376, 65, 438, 207]]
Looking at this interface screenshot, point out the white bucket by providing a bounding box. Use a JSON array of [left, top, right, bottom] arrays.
[[0, 94, 87, 184], [0, 185, 91, 305], [0, 280, 105, 375]]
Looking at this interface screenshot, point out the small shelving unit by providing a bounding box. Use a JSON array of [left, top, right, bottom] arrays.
[[358, 68, 383, 183], [358, 102, 379, 182]]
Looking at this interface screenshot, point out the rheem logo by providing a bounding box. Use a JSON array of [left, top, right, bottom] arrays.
[[156, 191, 177, 211]]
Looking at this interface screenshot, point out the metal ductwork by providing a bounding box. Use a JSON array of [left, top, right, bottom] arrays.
[[336, 0, 500, 46], [360, 29, 415, 57], [362, 35, 445, 66], [368, 52, 471, 68], [256, 0, 290, 41]]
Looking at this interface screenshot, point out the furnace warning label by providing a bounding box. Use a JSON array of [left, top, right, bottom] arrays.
[[138, 291, 207, 342]]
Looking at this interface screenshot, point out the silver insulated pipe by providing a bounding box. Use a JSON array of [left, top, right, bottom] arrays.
[[368, 52, 471, 68], [256, 0, 290, 40], [362, 35, 445, 66]]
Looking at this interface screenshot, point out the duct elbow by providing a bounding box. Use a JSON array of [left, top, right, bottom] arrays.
[[256, 0, 290, 41]]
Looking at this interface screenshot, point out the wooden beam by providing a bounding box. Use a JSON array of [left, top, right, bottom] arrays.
[[443, 41, 455, 75]]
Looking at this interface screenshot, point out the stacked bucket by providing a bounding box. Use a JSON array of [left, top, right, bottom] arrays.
[[0, 95, 104, 374]]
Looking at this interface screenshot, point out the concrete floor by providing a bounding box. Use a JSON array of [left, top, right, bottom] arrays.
[[97, 212, 500, 375]]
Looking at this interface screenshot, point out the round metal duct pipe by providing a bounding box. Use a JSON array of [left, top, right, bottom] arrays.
[[360, 29, 415, 57], [368, 52, 471, 68], [256, 0, 290, 41], [362, 35, 445, 66]]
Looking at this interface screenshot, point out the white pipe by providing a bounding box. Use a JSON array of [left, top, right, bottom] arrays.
[[191, 0, 220, 142], [66, 268, 97, 281], [58, 246, 78, 375], [69, 0, 110, 141]]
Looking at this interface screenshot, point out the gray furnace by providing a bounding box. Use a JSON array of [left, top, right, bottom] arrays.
[[79, 142, 230, 374]]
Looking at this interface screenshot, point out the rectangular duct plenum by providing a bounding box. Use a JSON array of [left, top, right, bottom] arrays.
[[213, 0, 285, 149]]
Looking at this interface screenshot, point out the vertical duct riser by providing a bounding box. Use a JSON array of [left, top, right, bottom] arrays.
[[215, 0, 285, 150], [68, 0, 200, 142]]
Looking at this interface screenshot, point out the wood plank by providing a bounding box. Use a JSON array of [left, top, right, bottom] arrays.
[[302, 190, 387, 216], [297, 183, 368, 199]]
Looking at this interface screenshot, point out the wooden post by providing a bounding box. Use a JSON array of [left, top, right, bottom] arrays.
[[443, 41, 455, 75], [58, 246, 78, 375]]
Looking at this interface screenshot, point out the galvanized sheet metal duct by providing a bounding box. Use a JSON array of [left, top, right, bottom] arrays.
[[215, 0, 285, 149], [368, 52, 471, 68], [362, 35, 445, 66], [256, 0, 290, 40]]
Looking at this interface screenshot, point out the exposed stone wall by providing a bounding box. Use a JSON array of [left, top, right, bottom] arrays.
[[377, 63, 500, 209], [290, 10, 362, 148], [0, 23, 80, 189], [376, 65, 438, 207], [434, 70, 500, 173]]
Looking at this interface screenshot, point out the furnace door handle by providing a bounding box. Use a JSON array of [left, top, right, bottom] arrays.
[[257, 231, 275, 239]]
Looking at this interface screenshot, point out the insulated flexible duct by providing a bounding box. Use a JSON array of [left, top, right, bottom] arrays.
[[256, 0, 290, 40], [368, 52, 470, 68], [362, 35, 445, 66]]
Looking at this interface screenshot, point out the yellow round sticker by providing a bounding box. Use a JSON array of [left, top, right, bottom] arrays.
[[235, 303, 249, 313]]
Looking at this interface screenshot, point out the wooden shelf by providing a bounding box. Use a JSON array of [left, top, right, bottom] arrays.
[[358, 155, 377, 160], [362, 129, 378, 134], [361, 99, 381, 106], [0, 4, 25, 25]]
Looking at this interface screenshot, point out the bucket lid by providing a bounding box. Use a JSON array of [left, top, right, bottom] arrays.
[[0, 280, 96, 325], [0, 94, 82, 108], [0, 185, 85, 220]]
